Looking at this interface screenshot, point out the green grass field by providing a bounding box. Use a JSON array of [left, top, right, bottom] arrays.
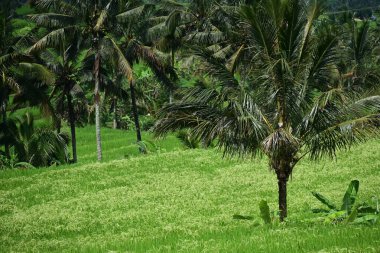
[[0, 127, 379, 252]]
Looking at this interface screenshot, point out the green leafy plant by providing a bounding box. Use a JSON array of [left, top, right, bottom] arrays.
[[233, 200, 277, 225], [0, 150, 35, 170], [312, 180, 379, 224], [259, 200, 273, 225], [136, 141, 148, 154]]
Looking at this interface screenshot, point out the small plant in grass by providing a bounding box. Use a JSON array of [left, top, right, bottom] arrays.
[[259, 200, 275, 224], [233, 200, 279, 225], [136, 140, 162, 154], [312, 180, 379, 225]]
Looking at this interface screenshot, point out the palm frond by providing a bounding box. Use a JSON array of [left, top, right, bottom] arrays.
[[17, 63, 55, 85], [303, 95, 380, 159], [154, 93, 269, 158], [159, 0, 186, 12], [28, 26, 78, 53], [190, 46, 239, 88], [106, 36, 133, 82], [227, 44, 245, 74], [297, 0, 321, 64], [186, 31, 225, 45], [29, 13, 74, 28], [116, 4, 155, 23], [165, 10, 181, 35], [95, 0, 114, 32]]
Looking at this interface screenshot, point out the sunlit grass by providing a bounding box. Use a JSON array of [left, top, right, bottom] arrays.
[[0, 127, 379, 252], [64, 125, 185, 165]]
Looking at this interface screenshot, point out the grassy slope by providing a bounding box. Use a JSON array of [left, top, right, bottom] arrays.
[[0, 127, 379, 253]]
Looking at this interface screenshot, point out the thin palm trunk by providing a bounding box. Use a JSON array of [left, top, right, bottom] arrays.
[[2, 100, 9, 158], [67, 92, 77, 163], [113, 97, 118, 129], [169, 90, 173, 104], [94, 35, 102, 161], [56, 120, 61, 134], [169, 49, 175, 104], [130, 80, 142, 143]]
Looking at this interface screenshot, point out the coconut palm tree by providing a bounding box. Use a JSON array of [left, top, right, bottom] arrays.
[[32, 40, 88, 163], [154, 0, 380, 221], [29, 0, 133, 161], [145, 0, 230, 103], [0, 24, 50, 158], [0, 5, 24, 158], [342, 19, 380, 90], [116, 2, 178, 145]]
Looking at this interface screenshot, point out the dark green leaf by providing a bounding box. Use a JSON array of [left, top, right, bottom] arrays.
[[312, 191, 337, 210]]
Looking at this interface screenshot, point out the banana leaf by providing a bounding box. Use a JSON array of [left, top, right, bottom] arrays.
[[341, 180, 359, 213], [312, 191, 337, 210]]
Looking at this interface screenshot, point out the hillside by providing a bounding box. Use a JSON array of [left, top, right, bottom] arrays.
[[0, 129, 379, 253]]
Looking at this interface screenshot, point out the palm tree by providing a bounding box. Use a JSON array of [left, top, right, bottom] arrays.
[[154, 0, 380, 221], [34, 41, 87, 163], [0, 7, 46, 158], [0, 5, 22, 158], [342, 19, 380, 90], [116, 2, 178, 145], [30, 0, 134, 161], [145, 0, 227, 103]]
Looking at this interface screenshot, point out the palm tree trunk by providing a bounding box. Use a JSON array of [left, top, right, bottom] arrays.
[[130, 80, 142, 143], [2, 101, 9, 158], [169, 49, 175, 104], [272, 159, 292, 222], [113, 97, 118, 129], [94, 38, 102, 161], [56, 119, 61, 134], [169, 90, 173, 104], [67, 92, 77, 163], [277, 173, 288, 222]]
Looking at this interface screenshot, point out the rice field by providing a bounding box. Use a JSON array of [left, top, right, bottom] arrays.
[[0, 127, 379, 252]]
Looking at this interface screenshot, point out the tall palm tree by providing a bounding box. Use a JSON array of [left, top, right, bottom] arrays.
[[34, 41, 87, 163], [0, 6, 42, 158], [154, 0, 380, 221], [146, 0, 228, 103], [30, 0, 134, 161], [116, 2, 178, 145], [0, 5, 21, 158]]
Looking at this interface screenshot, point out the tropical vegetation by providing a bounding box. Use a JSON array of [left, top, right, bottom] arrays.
[[0, 0, 379, 251]]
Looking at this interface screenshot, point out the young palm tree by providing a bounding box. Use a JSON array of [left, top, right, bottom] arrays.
[[30, 0, 133, 161], [0, 113, 70, 167], [154, 0, 380, 221]]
